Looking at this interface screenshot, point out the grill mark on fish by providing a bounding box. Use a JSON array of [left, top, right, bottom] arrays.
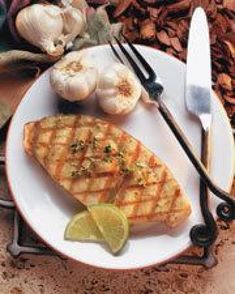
[[70, 129, 93, 195], [54, 116, 80, 181], [129, 143, 142, 218], [127, 208, 186, 220], [114, 141, 141, 214], [32, 122, 42, 157], [39, 121, 107, 131], [43, 117, 62, 169], [87, 123, 112, 203], [147, 170, 167, 219], [166, 188, 181, 224], [98, 129, 126, 202]]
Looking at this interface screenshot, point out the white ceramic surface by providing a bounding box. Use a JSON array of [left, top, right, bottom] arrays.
[[6, 45, 234, 270]]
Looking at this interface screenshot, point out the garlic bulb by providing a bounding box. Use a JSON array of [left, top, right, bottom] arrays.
[[16, 4, 64, 57], [96, 63, 142, 115], [50, 51, 98, 102]]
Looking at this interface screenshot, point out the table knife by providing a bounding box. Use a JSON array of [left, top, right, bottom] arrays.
[[186, 7, 217, 239]]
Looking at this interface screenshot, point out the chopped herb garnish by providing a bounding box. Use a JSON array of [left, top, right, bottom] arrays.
[[104, 144, 112, 153], [70, 140, 85, 153], [137, 177, 144, 185], [117, 151, 124, 158], [103, 156, 113, 163], [92, 137, 99, 148], [120, 167, 133, 175], [136, 162, 145, 168]]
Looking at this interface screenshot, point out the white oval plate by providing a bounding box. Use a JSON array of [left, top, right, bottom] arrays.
[[6, 45, 234, 270]]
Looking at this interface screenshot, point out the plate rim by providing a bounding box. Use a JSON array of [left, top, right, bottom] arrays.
[[5, 44, 235, 270]]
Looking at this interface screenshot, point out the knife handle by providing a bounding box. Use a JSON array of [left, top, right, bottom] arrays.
[[157, 99, 235, 221], [199, 128, 217, 238], [201, 128, 210, 168]]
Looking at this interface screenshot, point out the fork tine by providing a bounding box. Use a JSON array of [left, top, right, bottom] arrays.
[[114, 37, 146, 83], [108, 41, 124, 64], [122, 34, 156, 81]]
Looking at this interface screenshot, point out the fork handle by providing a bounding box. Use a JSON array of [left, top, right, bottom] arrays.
[[157, 99, 235, 221]]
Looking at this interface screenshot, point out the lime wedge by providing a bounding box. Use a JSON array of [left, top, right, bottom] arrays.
[[88, 204, 129, 254], [64, 210, 103, 241]]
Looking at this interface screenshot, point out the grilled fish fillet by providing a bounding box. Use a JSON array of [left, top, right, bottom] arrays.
[[24, 114, 191, 228]]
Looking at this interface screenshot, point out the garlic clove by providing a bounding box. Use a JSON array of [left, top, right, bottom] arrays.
[[16, 4, 64, 57], [50, 51, 98, 102], [62, 5, 86, 47], [96, 63, 142, 115]]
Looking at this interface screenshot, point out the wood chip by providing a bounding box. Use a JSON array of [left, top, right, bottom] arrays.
[[223, 0, 235, 12], [170, 37, 183, 52], [113, 0, 132, 18], [157, 30, 171, 46], [223, 40, 235, 59], [140, 19, 156, 40], [217, 73, 232, 91]]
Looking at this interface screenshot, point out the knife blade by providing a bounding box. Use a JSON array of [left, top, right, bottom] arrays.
[[186, 7, 218, 239], [186, 7, 212, 133]]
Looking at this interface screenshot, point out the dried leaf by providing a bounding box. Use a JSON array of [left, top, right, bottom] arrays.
[[217, 73, 232, 91], [0, 100, 12, 129], [73, 4, 123, 50], [157, 30, 170, 46], [0, 50, 58, 73], [170, 37, 183, 52]]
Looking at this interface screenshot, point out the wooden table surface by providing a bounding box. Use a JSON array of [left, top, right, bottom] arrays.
[[0, 73, 234, 294]]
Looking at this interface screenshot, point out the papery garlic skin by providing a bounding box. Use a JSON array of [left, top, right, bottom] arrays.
[[16, 4, 64, 56], [96, 63, 142, 115], [50, 51, 98, 102]]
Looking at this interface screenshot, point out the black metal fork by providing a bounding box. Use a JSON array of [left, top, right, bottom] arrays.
[[109, 37, 235, 225]]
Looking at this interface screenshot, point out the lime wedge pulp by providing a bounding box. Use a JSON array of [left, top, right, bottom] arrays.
[[88, 204, 129, 254], [64, 210, 103, 241]]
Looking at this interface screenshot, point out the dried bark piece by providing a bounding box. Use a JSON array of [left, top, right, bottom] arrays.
[[157, 30, 171, 46], [170, 37, 183, 52], [140, 19, 156, 40], [223, 0, 235, 12], [113, 0, 132, 18], [217, 73, 232, 91]]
